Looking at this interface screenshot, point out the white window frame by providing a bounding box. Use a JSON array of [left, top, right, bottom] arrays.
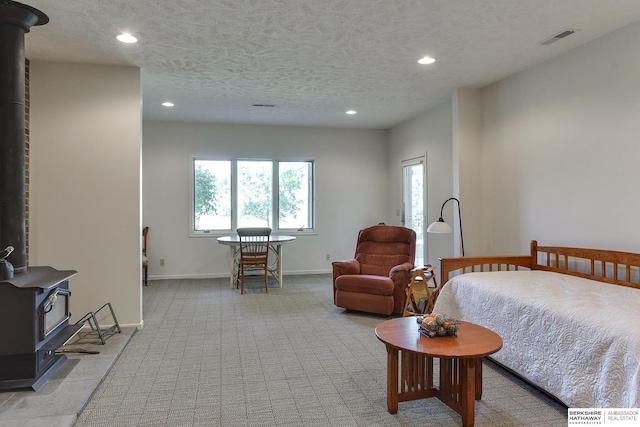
[[190, 157, 316, 237]]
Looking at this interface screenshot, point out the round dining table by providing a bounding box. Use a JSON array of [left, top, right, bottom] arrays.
[[216, 235, 296, 289]]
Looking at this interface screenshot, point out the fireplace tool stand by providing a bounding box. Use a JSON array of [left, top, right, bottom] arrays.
[[74, 302, 121, 345]]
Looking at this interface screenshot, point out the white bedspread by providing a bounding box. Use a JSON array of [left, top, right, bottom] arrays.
[[433, 270, 640, 408]]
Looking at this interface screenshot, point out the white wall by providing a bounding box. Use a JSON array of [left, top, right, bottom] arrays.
[[480, 20, 640, 255], [143, 120, 388, 279], [387, 100, 454, 267], [29, 61, 143, 328], [25, 17, 640, 327], [453, 89, 483, 256]]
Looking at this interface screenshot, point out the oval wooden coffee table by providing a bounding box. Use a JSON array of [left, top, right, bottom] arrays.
[[375, 317, 502, 427]]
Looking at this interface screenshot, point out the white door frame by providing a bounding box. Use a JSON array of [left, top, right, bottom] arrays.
[[401, 154, 427, 266]]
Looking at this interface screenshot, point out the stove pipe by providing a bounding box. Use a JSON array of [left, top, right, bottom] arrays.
[[0, 1, 48, 274]]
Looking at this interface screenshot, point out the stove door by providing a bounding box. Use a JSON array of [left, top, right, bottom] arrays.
[[40, 288, 71, 340]]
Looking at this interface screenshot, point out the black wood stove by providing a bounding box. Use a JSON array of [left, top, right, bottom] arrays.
[[0, 267, 79, 390], [0, 2, 80, 391]]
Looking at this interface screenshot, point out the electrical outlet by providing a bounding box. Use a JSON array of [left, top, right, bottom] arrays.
[[325, 254, 330, 261], [160, 258, 165, 266]]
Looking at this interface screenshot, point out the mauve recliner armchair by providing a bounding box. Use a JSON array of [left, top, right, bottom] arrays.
[[332, 225, 416, 316]]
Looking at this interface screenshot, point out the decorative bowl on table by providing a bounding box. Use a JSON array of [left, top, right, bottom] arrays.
[[416, 313, 459, 338]]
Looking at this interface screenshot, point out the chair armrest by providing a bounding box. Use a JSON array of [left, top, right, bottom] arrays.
[[332, 259, 360, 277], [389, 262, 414, 293], [389, 262, 415, 314], [332, 259, 360, 304], [389, 262, 414, 278]]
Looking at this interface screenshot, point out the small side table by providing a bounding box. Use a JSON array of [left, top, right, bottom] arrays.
[[403, 265, 440, 316], [375, 317, 503, 427]]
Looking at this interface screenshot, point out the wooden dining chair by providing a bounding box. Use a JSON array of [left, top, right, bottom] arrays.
[[237, 227, 271, 294], [142, 226, 149, 286]]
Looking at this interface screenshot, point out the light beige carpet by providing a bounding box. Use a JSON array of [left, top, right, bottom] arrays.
[[75, 275, 567, 427]]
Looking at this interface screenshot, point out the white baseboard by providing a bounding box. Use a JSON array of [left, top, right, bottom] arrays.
[[148, 269, 331, 282], [149, 273, 228, 280], [283, 269, 332, 276]]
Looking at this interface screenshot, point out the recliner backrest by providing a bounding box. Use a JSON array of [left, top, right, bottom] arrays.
[[354, 225, 416, 276]]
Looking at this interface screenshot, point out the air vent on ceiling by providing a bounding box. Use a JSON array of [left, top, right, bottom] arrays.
[[253, 104, 275, 107], [538, 28, 578, 46]]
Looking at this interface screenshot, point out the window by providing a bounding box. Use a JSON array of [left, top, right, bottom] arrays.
[[194, 160, 231, 230], [192, 158, 314, 234], [237, 160, 272, 228]]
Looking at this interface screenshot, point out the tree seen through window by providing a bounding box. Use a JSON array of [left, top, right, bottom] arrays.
[[193, 159, 313, 232]]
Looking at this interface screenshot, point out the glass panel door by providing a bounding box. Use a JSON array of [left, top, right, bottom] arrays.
[[402, 156, 426, 267]]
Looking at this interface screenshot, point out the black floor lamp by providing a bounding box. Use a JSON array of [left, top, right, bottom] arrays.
[[427, 197, 465, 256]]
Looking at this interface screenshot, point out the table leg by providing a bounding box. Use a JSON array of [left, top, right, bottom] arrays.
[[475, 358, 483, 400], [228, 246, 236, 289], [460, 358, 476, 427], [437, 357, 482, 427], [277, 243, 283, 287], [386, 346, 399, 414]]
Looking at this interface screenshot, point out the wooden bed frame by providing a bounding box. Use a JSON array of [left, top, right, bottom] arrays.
[[439, 240, 640, 290], [436, 240, 640, 408]]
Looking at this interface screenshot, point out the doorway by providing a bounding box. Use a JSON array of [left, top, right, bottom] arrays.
[[401, 156, 426, 267]]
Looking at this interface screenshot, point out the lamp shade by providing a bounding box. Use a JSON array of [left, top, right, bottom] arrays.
[[426, 219, 452, 234]]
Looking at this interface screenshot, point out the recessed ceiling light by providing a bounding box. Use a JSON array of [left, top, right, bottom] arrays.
[[116, 33, 137, 44], [418, 56, 435, 65], [161, 102, 174, 107], [346, 110, 357, 115]]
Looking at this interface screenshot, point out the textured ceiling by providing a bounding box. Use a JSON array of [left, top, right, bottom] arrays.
[[19, 0, 640, 129]]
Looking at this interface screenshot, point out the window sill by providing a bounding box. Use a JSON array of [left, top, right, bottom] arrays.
[[190, 230, 318, 238]]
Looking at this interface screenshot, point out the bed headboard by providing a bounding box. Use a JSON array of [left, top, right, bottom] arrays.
[[532, 240, 640, 289], [440, 240, 640, 290]]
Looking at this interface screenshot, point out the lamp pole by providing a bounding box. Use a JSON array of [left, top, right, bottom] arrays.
[[428, 197, 465, 257]]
